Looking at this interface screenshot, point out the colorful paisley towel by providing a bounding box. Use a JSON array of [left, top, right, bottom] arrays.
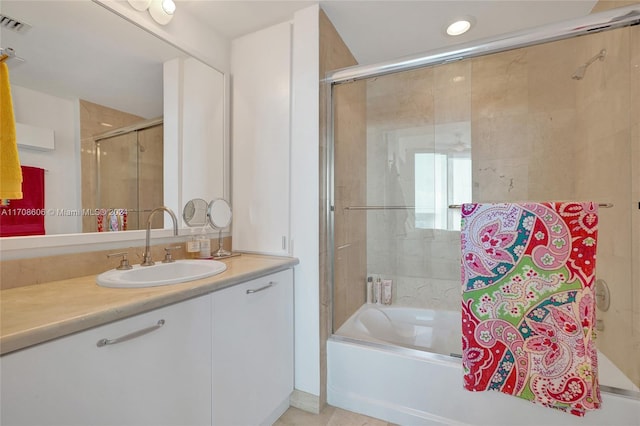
[[461, 202, 601, 416]]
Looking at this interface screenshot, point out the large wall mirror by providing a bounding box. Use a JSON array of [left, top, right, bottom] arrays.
[[1, 1, 225, 242]]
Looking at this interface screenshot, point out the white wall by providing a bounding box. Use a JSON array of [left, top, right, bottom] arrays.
[[11, 85, 81, 235], [290, 4, 321, 398], [230, 4, 321, 398], [164, 58, 226, 227], [231, 22, 292, 256], [96, 0, 229, 74]]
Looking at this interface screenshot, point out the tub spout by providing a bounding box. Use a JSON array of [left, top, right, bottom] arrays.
[[141, 206, 179, 266]]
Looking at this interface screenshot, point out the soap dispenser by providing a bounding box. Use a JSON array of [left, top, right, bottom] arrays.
[[197, 226, 211, 259], [186, 228, 200, 259]]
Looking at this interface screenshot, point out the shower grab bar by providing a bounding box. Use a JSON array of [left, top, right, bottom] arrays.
[[448, 203, 613, 209]]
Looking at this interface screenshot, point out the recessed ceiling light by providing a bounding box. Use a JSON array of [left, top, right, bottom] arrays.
[[446, 18, 474, 36]]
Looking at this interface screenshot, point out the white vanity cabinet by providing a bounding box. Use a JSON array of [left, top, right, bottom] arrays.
[[0, 295, 212, 426], [0, 268, 295, 426], [212, 269, 294, 426]]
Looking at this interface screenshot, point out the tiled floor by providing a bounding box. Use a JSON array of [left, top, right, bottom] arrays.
[[274, 406, 394, 426]]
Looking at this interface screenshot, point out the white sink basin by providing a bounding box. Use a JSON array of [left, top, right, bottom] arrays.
[[96, 259, 227, 288]]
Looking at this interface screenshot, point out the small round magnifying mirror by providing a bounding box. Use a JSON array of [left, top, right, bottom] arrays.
[[208, 198, 232, 257], [182, 198, 209, 227], [208, 198, 232, 229]]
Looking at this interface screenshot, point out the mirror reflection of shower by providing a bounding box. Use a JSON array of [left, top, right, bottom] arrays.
[[93, 118, 164, 232], [571, 48, 606, 80]]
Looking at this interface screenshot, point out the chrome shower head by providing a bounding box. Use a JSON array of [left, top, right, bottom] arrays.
[[572, 49, 607, 80]]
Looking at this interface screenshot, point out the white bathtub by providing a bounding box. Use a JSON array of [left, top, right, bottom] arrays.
[[334, 304, 462, 356], [329, 304, 640, 425]]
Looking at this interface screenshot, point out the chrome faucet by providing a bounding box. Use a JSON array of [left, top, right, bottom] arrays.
[[141, 206, 179, 266]]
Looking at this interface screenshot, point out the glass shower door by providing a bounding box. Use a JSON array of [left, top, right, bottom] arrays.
[[97, 132, 138, 231], [330, 23, 639, 391], [96, 123, 163, 231]]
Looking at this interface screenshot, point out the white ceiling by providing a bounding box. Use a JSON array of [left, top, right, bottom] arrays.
[[179, 1, 316, 41], [180, 0, 598, 65], [1, 0, 598, 119]]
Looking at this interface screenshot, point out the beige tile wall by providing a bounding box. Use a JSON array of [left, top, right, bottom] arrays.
[[583, 0, 640, 390], [80, 101, 163, 233], [472, 25, 639, 386], [319, 8, 362, 409], [332, 79, 367, 330], [80, 100, 144, 233], [98, 131, 140, 229], [572, 26, 636, 386], [630, 9, 640, 383], [365, 65, 468, 313]]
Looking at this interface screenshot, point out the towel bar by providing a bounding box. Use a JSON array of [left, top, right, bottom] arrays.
[[343, 203, 614, 210], [0, 47, 22, 64], [344, 206, 415, 210], [448, 203, 613, 209]]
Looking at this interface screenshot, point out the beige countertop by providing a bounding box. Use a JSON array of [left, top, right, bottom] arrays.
[[0, 254, 298, 355]]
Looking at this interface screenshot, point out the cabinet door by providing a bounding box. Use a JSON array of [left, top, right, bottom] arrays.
[[231, 22, 291, 255], [0, 296, 212, 426], [212, 269, 294, 426]]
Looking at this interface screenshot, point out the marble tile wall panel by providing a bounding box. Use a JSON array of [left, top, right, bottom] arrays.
[[319, 8, 362, 409], [358, 15, 638, 386], [80, 100, 143, 233]]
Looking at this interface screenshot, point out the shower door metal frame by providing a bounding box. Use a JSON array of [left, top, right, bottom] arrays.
[[325, 5, 639, 85], [324, 4, 640, 397]]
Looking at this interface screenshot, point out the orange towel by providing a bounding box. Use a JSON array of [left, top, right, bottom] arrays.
[[0, 62, 23, 200]]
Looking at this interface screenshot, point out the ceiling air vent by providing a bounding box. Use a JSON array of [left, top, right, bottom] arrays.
[[0, 14, 32, 33]]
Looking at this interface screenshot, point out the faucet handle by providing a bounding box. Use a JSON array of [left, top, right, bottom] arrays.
[[107, 252, 133, 270], [162, 246, 182, 263]]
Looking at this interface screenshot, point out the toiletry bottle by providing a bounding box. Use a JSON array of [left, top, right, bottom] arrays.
[[186, 228, 200, 259], [366, 276, 373, 304], [373, 276, 382, 304], [382, 279, 393, 305], [197, 227, 211, 259]]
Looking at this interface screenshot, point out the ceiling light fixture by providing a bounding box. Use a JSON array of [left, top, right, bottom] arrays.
[[127, 0, 175, 25], [445, 17, 474, 36], [127, 0, 151, 12], [149, 0, 175, 25]]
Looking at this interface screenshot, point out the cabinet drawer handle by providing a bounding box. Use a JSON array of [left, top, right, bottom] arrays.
[[96, 319, 165, 347], [246, 282, 274, 294]]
